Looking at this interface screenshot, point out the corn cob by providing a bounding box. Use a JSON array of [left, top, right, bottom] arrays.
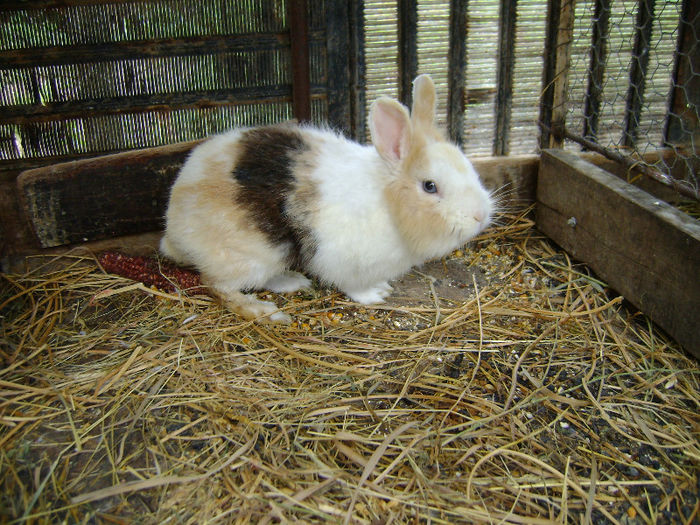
[[98, 252, 207, 295]]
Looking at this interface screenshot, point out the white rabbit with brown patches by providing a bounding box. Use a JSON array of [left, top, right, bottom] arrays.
[[160, 75, 493, 322]]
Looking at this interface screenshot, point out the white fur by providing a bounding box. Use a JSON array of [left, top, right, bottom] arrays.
[[160, 75, 493, 322]]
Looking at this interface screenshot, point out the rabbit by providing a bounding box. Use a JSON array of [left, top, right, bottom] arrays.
[[160, 74, 493, 322]]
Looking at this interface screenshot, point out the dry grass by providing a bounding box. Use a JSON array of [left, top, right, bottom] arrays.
[[1, 214, 699, 524]]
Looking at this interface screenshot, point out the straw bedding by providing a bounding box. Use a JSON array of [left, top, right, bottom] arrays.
[[1, 212, 698, 524]]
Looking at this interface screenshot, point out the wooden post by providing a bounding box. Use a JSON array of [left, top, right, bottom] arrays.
[[288, 0, 312, 123], [582, 0, 610, 142], [664, 0, 699, 146], [447, 0, 469, 147], [397, 0, 418, 108], [350, 0, 367, 142], [539, 0, 576, 149], [623, 0, 656, 148], [493, 0, 518, 156]]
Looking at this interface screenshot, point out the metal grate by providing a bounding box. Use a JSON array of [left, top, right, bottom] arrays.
[[0, 0, 363, 170]]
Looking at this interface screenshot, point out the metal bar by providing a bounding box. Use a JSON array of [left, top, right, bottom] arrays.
[[397, 0, 418, 108], [447, 0, 469, 147], [582, 0, 610, 142], [288, 0, 312, 123], [493, 0, 518, 156], [622, 0, 656, 148]]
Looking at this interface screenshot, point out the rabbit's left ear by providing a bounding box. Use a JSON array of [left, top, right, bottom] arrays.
[[411, 74, 436, 127], [369, 97, 412, 164]]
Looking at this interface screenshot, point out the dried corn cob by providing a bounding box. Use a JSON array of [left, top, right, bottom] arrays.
[[98, 252, 208, 295]]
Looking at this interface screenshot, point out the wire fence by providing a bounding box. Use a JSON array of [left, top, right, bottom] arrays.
[[565, 0, 699, 197]]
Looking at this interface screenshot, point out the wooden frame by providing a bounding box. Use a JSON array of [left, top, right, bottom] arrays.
[[537, 149, 700, 359]]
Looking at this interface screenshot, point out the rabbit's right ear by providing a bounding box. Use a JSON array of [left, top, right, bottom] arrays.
[[369, 97, 412, 163], [411, 74, 436, 128]]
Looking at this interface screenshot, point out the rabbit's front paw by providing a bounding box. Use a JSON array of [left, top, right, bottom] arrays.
[[344, 283, 393, 304]]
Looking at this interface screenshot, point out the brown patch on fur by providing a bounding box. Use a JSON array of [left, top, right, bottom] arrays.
[[230, 125, 316, 269]]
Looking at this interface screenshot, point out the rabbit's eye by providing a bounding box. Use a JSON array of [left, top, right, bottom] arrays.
[[422, 180, 437, 194]]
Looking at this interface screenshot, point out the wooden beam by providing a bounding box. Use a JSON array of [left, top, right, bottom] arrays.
[[664, 0, 700, 146], [397, 0, 418, 108], [2, 0, 156, 8], [582, 0, 611, 142], [447, 0, 469, 147], [288, 0, 312, 123], [539, 0, 576, 149], [493, 0, 518, 156], [1, 87, 328, 125], [0, 33, 302, 68], [348, 0, 367, 142], [325, 0, 355, 134], [536, 149, 700, 359], [623, 0, 656, 148]]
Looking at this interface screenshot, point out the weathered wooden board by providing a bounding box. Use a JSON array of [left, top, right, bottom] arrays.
[[17, 140, 201, 248], [537, 149, 700, 359]]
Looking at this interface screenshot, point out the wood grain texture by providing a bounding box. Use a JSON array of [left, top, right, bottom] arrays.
[[536, 149, 700, 358]]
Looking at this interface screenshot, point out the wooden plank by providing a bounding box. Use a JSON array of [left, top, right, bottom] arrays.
[[325, 0, 353, 133], [0, 178, 41, 262], [3, 0, 157, 9], [17, 140, 201, 249], [1, 88, 331, 125], [0, 33, 306, 68], [473, 155, 539, 207], [536, 149, 700, 359], [447, 0, 469, 147], [348, 0, 367, 142]]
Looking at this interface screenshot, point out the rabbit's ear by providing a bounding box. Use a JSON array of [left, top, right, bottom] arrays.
[[411, 74, 436, 128], [369, 97, 412, 163]]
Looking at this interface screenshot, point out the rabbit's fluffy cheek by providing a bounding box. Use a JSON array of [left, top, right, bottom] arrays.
[[386, 145, 493, 258], [385, 176, 453, 258]]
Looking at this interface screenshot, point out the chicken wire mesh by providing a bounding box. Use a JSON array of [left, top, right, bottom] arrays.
[[565, 0, 699, 195]]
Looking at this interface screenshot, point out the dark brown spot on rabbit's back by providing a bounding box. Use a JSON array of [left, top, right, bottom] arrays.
[[231, 124, 315, 268]]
